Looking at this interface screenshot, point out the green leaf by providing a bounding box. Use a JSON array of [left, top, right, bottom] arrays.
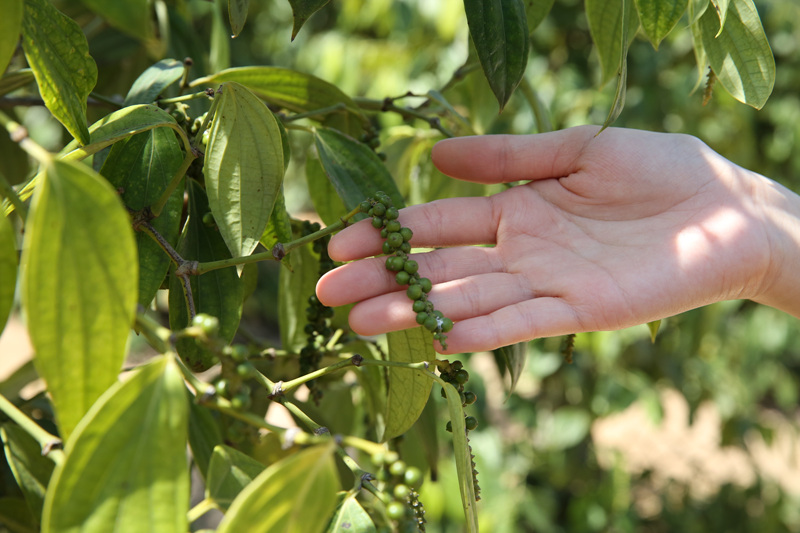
[[647, 319, 661, 342], [278, 241, 320, 353], [351, 342, 387, 442], [635, 0, 688, 48], [711, 0, 730, 36], [188, 400, 224, 479], [101, 128, 184, 307], [41, 356, 189, 533], [384, 328, 435, 441], [0, 211, 16, 335], [305, 151, 347, 226], [123, 58, 185, 106], [524, 0, 555, 33], [0, 69, 36, 98], [586, 0, 637, 85], [289, 0, 331, 40], [326, 494, 376, 533], [169, 180, 244, 371], [21, 0, 98, 145], [259, 187, 293, 259], [442, 382, 479, 533], [0, 0, 23, 73], [495, 341, 527, 396], [217, 444, 339, 533], [204, 82, 285, 259], [206, 445, 266, 509], [229, 0, 250, 38], [314, 127, 404, 214], [695, 0, 774, 109], [1, 424, 55, 522], [61, 104, 184, 161], [21, 159, 137, 440], [463, 0, 529, 111], [190, 67, 369, 136], [211, 0, 231, 74], [77, 0, 159, 55]]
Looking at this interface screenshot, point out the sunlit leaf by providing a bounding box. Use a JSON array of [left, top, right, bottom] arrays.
[[695, 0, 774, 109], [0, 211, 16, 335], [22, 159, 137, 440], [229, 0, 250, 38], [21, 0, 98, 145], [326, 494, 375, 533], [101, 128, 184, 307], [305, 152, 347, 226], [169, 180, 244, 371], [41, 356, 189, 533], [123, 58, 185, 106], [384, 328, 435, 441], [586, 0, 637, 85], [190, 67, 369, 136], [314, 127, 404, 214], [442, 382, 478, 533], [635, 0, 688, 48], [204, 82, 285, 259], [464, 0, 529, 111], [0, 0, 23, 73], [217, 444, 339, 533], [289, 0, 330, 40], [1, 424, 55, 522], [711, 0, 730, 36], [207, 445, 266, 510]]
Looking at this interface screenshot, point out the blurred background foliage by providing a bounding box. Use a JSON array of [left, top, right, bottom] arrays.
[[4, 0, 800, 531]]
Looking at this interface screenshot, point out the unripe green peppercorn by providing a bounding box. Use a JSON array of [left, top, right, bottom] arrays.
[[465, 416, 479, 431], [387, 232, 403, 248], [419, 278, 432, 293], [393, 484, 412, 500], [396, 271, 411, 285], [416, 312, 429, 325], [403, 260, 419, 275], [372, 216, 384, 229], [386, 501, 405, 520], [423, 315, 438, 331], [372, 203, 386, 216], [400, 242, 411, 253], [381, 228, 389, 239], [412, 299, 427, 313], [389, 460, 407, 477], [385, 206, 399, 220], [464, 391, 477, 405], [386, 256, 405, 272], [441, 318, 454, 332], [359, 201, 371, 213], [385, 220, 402, 233], [384, 451, 399, 465], [400, 227, 413, 242], [407, 284, 423, 301], [215, 379, 231, 398], [404, 467, 423, 488], [382, 241, 393, 255], [455, 369, 469, 384]]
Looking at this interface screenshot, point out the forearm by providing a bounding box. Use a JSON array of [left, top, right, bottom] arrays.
[[749, 175, 800, 318]]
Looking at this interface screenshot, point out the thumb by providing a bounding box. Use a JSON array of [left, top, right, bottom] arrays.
[[431, 125, 600, 184]]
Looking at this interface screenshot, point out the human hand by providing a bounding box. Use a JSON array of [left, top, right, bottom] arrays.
[[316, 125, 782, 353]]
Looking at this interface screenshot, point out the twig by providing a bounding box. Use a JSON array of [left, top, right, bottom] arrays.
[[0, 393, 64, 465]]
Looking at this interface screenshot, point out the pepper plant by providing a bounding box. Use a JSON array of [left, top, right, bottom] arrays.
[[0, 0, 776, 532]]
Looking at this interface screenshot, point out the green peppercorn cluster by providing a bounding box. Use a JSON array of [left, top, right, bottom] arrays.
[[360, 192, 453, 349], [371, 451, 426, 532], [438, 359, 478, 433], [300, 221, 337, 403], [214, 343, 258, 444]]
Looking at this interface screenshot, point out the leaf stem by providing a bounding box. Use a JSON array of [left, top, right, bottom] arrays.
[[0, 393, 64, 465], [354, 97, 454, 138], [280, 103, 347, 123], [134, 311, 173, 354], [158, 90, 212, 105], [0, 109, 53, 164], [187, 497, 217, 523], [280, 357, 355, 394], [0, 171, 27, 219], [195, 205, 362, 274]]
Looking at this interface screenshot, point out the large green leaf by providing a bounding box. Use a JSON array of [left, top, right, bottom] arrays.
[[305, 152, 347, 226], [314, 127, 404, 213], [525, 0, 555, 33], [695, 0, 774, 109], [77, 0, 159, 55], [384, 328, 435, 441], [206, 445, 266, 510], [288, 0, 331, 40], [169, 180, 244, 372], [635, 0, 688, 48], [586, 0, 637, 85], [61, 104, 184, 161], [229, 0, 250, 38], [101, 128, 184, 307], [442, 382, 478, 533], [123, 58, 185, 106], [326, 494, 375, 533], [190, 67, 369, 136], [217, 444, 339, 533], [21, 159, 137, 440], [204, 82, 285, 259], [0, 0, 23, 73], [463, 0, 529, 111], [41, 356, 189, 533], [21, 0, 97, 145], [1, 424, 55, 522], [188, 400, 224, 479], [0, 211, 16, 335]]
